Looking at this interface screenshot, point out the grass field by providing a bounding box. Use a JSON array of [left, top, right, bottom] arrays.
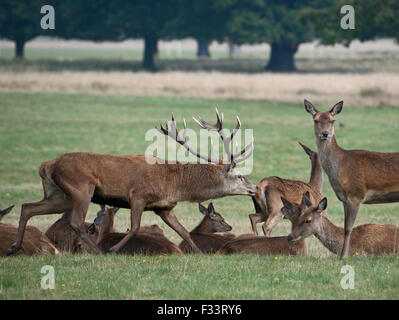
[[0, 91, 398, 299]]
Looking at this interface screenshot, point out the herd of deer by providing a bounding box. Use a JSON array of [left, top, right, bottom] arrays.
[[1, 100, 398, 259]]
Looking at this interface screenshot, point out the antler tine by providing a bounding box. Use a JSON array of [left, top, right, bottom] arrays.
[[158, 114, 220, 165], [232, 139, 254, 164]]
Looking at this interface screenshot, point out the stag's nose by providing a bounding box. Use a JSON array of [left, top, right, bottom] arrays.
[[321, 131, 329, 138]]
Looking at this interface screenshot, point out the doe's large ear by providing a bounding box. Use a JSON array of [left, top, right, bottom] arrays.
[[0, 205, 14, 221], [304, 99, 318, 117], [316, 197, 328, 214], [329, 101, 343, 116], [198, 203, 208, 215], [298, 142, 313, 157], [280, 197, 296, 221], [301, 191, 313, 209]]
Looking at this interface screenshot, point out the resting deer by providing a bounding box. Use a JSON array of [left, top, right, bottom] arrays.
[[93, 206, 182, 255], [45, 206, 103, 253], [5, 109, 256, 256], [304, 100, 399, 258], [281, 193, 399, 256], [249, 142, 323, 236], [179, 203, 236, 253], [0, 205, 58, 256], [217, 235, 307, 256]]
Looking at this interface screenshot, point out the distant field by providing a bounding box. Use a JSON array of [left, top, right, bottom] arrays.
[[0, 92, 398, 299]]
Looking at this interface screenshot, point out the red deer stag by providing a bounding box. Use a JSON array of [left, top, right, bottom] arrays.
[[93, 206, 182, 255], [249, 142, 323, 236], [179, 203, 235, 253], [281, 193, 399, 256], [0, 205, 58, 256], [5, 109, 256, 256], [304, 100, 399, 258]]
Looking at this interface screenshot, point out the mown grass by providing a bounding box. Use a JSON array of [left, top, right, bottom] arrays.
[[0, 92, 398, 299]]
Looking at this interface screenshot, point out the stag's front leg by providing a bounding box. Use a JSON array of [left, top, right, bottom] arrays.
[[108, 198, 145, 253], [156, 208, 202, 254]]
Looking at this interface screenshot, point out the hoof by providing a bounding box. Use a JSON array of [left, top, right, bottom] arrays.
[[5, 245, 17, 256]]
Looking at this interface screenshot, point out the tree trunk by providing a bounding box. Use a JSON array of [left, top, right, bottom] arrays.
[[15, 39, 25, 59], [142, 36, 158, 71], [197, 40, 210, 58], [265, 42, 299, 72]]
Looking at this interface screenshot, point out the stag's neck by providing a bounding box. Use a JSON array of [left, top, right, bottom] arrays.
[[309, 155, 323, 194], [314, 215, 344, 255], [173, 164, 225, 202]]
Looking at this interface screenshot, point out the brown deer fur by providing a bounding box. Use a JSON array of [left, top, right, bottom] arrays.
[[304, 100, 399, 258], [94, 206, 182, 255], [282, 193, 399, 256], [0, 205, 58, 256], [217, 236, 307, 256], [249, 142, 323, 236], [179, 203, 236, 253], [45, 209, 99, 253], [6, 111, 256, 256]]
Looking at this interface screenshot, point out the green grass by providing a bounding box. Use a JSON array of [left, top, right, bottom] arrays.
[[0, 92, 398, 299]]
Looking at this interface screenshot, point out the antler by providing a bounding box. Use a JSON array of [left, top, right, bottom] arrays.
[[157, 113, 220, 164], [193, 108, 253, 165]]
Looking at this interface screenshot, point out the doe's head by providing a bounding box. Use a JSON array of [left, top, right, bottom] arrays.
[[304, 100, 343, 142], [281, 192, 327, 242], [198, 202, 232, 232]]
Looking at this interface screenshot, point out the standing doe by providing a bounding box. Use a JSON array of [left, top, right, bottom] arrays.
[[5, 109, 256, 256], [249, 142, 323, 236], [179, 203, 235, 253], [281, 193, 399, 256], [304, 100, 399, 258]]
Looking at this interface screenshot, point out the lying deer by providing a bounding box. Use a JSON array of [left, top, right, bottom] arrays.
[[0, 205, 58, 256], [179, 203, 236, 253], [93, 206, 182, 255], [304, 100, 399, 258], [6, 109, 256, 256], [45, 206, 102, 253], [249, 142, 323, 236], [281, 192, 399, 256], [217, 235, 307, 256]]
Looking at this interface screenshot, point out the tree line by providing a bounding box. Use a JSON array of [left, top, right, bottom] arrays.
[[1, 0, 398, 71]]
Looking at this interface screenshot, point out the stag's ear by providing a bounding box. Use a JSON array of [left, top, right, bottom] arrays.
[[301, 191, 312, 209], [280, 197, 296, 221], [199, 203, 208, 215], [304, 99, 318, 117], [222, 162, 236, 174], [329, 101, 343, 116], [298, 142, 313, 157], [316, 197, 327, 214]]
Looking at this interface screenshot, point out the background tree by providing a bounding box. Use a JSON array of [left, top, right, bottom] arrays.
[[0, 0, 52, 58], [219, 0, 335, 72]]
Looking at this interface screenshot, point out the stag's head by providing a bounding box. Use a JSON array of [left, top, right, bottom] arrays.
[[157, 109, 257, 197], [281, 192, 327, 242], [198, 202, 232, 232], [304, 100, 343, 143]]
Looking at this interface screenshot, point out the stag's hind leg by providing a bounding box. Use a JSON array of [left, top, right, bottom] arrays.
[[5, 190, 71, 256]]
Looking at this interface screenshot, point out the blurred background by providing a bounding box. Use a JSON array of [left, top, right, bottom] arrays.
[[1, 0, 399, 107]]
